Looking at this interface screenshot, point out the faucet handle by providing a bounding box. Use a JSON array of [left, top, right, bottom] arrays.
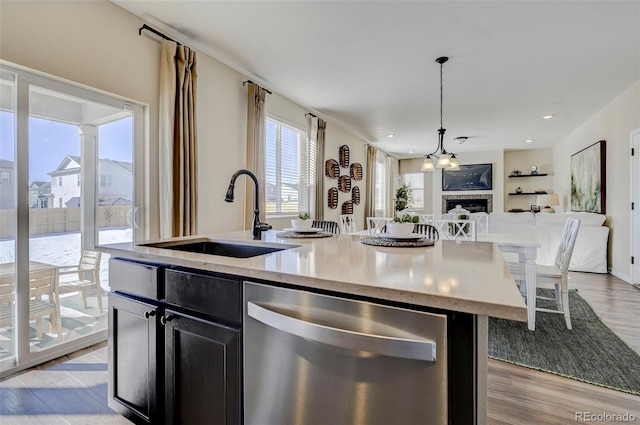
[[257, 223, 272, 232]]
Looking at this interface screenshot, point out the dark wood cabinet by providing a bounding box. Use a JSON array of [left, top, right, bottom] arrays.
[[108, 293, 161, 425], [164, 310, 241, 425], [108, 258, 242, 425]]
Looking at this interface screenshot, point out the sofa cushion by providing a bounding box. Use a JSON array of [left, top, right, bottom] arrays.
[[535, 212, 606, 226]]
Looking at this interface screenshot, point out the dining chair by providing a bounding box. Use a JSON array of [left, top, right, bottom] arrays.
[[339, 214, 357, 234], [413, 224, 439, 240], [470, 212, 489, 234], [430, 218, 477, 241], [417, 214, 435, 225], [366, 217, 392, 235], [58, 250, 103, 313], [311, 220, 340, 234], [509, 218, 581, 330]]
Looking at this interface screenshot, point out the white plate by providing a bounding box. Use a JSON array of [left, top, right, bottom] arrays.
[[283, 227, 323, 233], [377, 233, 425, 241]]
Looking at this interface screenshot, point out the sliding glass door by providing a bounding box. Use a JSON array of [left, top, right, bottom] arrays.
[[0, 63, 144, 375]]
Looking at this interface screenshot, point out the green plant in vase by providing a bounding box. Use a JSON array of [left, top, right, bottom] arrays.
[[394, 183, 413, 213]]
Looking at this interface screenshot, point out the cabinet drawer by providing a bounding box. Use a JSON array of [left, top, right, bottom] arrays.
[[110, 258, 164, 300], [165, 269, 241, 325]]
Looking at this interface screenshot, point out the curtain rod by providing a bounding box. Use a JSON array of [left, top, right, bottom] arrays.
[[139, 24, 183, 46], [242, 80, 272, 95], [305, 113, 317, 118]]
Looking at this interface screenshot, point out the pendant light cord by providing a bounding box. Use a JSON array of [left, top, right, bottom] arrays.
[[440, 59, 444, 130]]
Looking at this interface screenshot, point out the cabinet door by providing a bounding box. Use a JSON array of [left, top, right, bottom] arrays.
[[164, 310, 240, 425], [108, 293, 161, 425]]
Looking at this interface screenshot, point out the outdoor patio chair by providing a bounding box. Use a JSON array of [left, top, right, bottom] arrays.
[[509, 218, 581, 330], [58, 250, 103, 313], [0, 269, 63, 342]]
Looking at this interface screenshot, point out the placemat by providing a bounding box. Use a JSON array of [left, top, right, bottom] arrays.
[[277, 231, 333, 239], [360, 237, 436, 247]]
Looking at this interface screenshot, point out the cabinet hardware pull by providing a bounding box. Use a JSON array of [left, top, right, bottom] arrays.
[[160, 314, 175, 325], [144, 311, 156, 320]]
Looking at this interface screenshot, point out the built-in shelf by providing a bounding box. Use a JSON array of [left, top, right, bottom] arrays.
[[508, 192, 548, 195], [508, 173, 548, 178]]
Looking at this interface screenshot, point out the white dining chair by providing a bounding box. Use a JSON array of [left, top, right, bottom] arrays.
[[430, 218, 477, 241], [366, 217, 392, 235], [339, 214, 357, 234], [470, 212, 489, 234], [509, 218, 581, 330]]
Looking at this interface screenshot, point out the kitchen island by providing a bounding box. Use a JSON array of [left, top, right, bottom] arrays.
[[99, 230, 526, 425]]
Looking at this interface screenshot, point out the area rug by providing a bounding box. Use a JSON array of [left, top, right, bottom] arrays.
[[488, 289, 640, 395]]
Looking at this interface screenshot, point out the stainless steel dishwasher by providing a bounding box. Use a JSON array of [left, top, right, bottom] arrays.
[[243, 281, 448, 425]]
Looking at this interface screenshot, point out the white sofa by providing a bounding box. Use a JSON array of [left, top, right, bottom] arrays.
[[488, 212, 609, 273]]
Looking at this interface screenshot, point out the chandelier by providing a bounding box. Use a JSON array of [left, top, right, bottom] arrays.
[[421, 56, 460, 172]]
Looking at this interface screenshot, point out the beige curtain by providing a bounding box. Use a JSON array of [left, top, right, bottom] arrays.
[[312, 117, 326, 221], [245, 83, 268, 229], [159, 40, 198, 237], [364, 145, 377, 218], [386, 155, 397, 218]]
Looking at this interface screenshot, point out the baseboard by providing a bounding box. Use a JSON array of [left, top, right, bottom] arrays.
[[609, 267, 631, 284]]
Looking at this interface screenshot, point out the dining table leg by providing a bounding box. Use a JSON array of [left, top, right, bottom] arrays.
[[523, 246, 537, 331]]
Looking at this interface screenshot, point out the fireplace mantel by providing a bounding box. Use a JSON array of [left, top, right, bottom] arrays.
[[442, 194, 493, 214]]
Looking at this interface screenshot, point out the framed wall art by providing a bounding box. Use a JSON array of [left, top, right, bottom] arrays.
[[570, 140, 606, 214]]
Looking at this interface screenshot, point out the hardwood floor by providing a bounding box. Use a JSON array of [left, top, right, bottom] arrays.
[[488, 272, 640, 425], [0, 272, 638, 424]]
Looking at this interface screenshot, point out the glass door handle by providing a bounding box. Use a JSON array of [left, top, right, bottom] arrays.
[[247, 302, 437, 362]]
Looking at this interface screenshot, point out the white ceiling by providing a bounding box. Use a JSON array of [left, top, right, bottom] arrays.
[[113, 0, 640, 159]]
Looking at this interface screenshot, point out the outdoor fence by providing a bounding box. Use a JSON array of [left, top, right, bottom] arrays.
[[0, 205, 131, 238]]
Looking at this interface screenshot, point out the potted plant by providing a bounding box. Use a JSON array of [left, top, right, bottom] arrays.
[[387, 212, 419, 236], [394, 183, 413, 213], [291, 213, 312, 231]]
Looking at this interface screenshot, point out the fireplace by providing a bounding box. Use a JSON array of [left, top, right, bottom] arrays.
[[442, 194, 493, 214]]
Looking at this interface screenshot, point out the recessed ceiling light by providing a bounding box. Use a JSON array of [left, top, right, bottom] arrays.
[[409, 150, 415, 154], [542, 115, 553, 119], [525, 139, 534, 143], [377, 126, 384, 130], [387, 133, 395, 138]]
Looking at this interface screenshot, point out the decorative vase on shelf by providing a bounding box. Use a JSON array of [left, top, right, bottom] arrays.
[[515, 187, 523, 194]]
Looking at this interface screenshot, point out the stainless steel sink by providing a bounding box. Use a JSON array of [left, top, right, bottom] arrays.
[[141, 240, 292, 258]]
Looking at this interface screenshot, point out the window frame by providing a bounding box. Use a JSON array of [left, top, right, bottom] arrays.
[[264, 115, 314, 218]]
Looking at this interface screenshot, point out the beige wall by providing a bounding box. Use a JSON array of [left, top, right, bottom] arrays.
[[553, 81, 640, 280], [504, 149, 554, 212], [0, 1, 368, 238], [400, 151, 504, 214]]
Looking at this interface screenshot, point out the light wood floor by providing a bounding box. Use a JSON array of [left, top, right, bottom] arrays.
[[488, 272, 640, 425], [0, 272, 638, 424]]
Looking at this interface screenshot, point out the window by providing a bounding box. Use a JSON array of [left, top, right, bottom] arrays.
[[402, 173, 424, 209], [0, 171, 9, 184], [265, 117, 315, 216], [58, 197, 62, 207], [374, 151, 387, 213], [77, 173, 81, 186], [58, 176, 62, 186], [100, 174, 112, 187]]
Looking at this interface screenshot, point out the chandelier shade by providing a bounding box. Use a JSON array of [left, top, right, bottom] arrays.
[[422, 56, 460, 172]]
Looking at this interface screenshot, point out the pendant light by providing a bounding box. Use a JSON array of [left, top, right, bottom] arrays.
[[421, 56, 459, 172]]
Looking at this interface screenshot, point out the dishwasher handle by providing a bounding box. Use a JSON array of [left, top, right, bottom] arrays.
[[247, 302, 437, 362]]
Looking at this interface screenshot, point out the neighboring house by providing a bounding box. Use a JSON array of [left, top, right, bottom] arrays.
[[48, 155, 133, 208], [0, 159, 15, 209], [29, 181, 52, 208], [266, 182, 299, 202]]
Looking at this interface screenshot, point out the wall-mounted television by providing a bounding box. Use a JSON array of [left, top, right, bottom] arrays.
[[442, 163, 493, 191]]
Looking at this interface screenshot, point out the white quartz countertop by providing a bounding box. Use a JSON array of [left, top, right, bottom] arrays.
[[99, 230, 527, 321]]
